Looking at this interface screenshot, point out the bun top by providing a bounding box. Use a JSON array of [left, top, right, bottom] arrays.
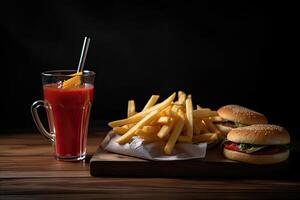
[[217, 105, 268, 125], [227, 124, 290, 145]]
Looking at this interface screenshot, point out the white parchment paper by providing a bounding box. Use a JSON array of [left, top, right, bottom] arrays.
[[101, 131, 207, 161]]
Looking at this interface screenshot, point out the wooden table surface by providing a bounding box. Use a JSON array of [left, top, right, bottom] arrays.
[[1, 129, 300, 200]]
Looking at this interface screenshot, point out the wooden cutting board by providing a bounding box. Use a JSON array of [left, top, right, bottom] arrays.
[[90, 146, 298, 178]]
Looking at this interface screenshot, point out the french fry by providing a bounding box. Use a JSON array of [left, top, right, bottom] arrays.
[[181, 112, 189, 136], [185, 96, 193, 138], [193, 133, 218, 143], [109, 92, 176, 128], [178, 135, 192, 143], [177, 91, 186, 105], [193, 109, 218, 119], [116, 110, 160, 144], [194, 105, 206, 134], [170, 104, 184, 116], [164, 110, 185, 154], [142, 126, 161, 134], [127, 100, 136, 117], [201, 120, 210, 133], [113, 127, 128, 135], [156, 116, 170, 124], [134, 129, 146, 137], [196, 105, 215, 133], [142, 95, 160, 111], [203, 119, 220, 133], [122, 124, 135, 129], [163, 106, 174, 116], [168, 91, 186, 116], [160, 106, 172, 116], [209, 116, 225, 122], [149, 107, 171, 125], [193, 118, 202, 135], [135, 129, 161, 142], [148, 106, 171, 126], [157, 118, 175, 139]]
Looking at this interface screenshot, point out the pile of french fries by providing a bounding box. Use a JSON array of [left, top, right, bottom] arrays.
[[108, 91, 220, 154]]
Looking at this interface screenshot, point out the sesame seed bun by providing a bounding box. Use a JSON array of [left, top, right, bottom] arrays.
[[217, 105, 268, 125], [223, 148, 289, 165], [227, 124, 290, 145]]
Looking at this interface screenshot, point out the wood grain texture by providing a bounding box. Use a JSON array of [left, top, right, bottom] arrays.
[[2, 193, 300, 200], [1, 131, 300, 200], [90, 147, 298, 178], [1, 177, 300, 194]]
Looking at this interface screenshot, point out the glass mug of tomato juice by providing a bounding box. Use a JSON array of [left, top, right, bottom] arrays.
[[31, 70, 95, 161]]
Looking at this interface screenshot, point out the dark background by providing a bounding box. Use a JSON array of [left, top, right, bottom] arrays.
[[1, 1, 298, 137]]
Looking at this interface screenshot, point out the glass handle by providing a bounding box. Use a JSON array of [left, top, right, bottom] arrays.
[[31, 100, 55, 142]]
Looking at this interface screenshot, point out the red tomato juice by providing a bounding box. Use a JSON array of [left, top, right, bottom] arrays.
[[43, 83, 94, 158]]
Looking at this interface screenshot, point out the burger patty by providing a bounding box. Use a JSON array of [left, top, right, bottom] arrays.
[[224, 141, 288, 155], [214, 121, 247, 128], [214, 121, 237, 128]]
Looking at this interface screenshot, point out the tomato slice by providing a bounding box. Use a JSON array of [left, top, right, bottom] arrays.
[[224, 141, 240, 151], [224, 141, 287, 155]]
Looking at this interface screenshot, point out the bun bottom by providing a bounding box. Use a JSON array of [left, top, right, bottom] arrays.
[[223, 148, 289, 165]]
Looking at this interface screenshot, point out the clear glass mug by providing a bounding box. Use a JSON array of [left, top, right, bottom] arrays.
[[31, 70, 95, 161]]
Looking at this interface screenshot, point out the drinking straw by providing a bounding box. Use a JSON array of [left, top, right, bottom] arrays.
[[77, 37, 91, 73]]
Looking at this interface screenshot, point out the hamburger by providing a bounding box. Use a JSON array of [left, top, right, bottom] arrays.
[[215, 105, 268, 136], [223, 124, 290, 164]]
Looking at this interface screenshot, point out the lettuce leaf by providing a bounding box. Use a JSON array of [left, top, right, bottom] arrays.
[[283, 144, 293, 150], [234, 122, 247, 127], [238, 143, 267, 153]]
